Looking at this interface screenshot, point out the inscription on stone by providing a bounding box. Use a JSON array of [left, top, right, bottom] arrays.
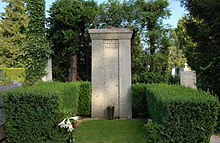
[[103, 40, 119, 48], [89, 28, 133, 119]]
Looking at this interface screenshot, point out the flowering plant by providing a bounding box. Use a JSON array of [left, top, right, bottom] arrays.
[[58, 116, 79, 143]]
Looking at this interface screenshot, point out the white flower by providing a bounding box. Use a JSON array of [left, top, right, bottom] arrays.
[[69, 116, 79, 121], [58, 116, 79, 132], [66, 119, 72, 128], [67, 125, 74, 132], [58, 119, 66, 128]]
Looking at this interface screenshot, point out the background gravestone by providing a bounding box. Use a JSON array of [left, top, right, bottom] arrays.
[[180, 70, 197, 89], [89, 28, 132, 119], [42, 58, 52, 82]]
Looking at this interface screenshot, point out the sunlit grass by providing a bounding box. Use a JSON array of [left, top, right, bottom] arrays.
[[75, 119, 148, 143]]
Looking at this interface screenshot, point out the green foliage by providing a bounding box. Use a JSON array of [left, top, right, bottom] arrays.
[[0, 0, 28, 67], [23, 35, 52, 82], [131, 84, 148, 117], [146, 84, 219, 143], [178, 0, 220, 97], [77, 82, 92, 116], [144, 121, 165, 143], [3, 82, 80, 143], [131, 29, 148, 83], [4, 68, 25, 81], [168, 29, 186, 69], [167, 75, 180, 85], [47, 0, 99, 81], [99, 0, 132, 28], [132, 71, 168, 84], [34, 82, 81, 115], [23, 0, 52, 82], [133, 0, 171, 83]]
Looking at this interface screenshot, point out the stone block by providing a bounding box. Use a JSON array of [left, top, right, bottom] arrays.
[[180, 71, 197, 89], [42, 58, 52, 82], [89, 28, 132, 119]]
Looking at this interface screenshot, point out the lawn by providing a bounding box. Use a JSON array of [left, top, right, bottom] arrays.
[[75, 119, 148, 143]]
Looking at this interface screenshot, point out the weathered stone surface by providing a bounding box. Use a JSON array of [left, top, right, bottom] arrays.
[[89, 28, 132, 119], [42, 58, 52, 82], [180, 71, 197, 89]]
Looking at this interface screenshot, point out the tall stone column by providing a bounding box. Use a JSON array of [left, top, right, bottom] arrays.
[[42, 58, 52, 82], [89, 28, 133, 119]]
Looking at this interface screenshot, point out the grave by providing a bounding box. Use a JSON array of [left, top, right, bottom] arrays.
[[180, 70, 197, 89], [42, 58, 52, 82], [89, 28, 133, 119]]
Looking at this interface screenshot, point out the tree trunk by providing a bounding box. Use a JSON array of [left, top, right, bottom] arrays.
[[69, 54, 78, 81]]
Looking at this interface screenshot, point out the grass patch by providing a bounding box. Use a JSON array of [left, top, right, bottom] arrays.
[[75, 120, 148, 143]]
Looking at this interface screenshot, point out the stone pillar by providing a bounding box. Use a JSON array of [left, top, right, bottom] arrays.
[[89, 28, 132, 119], [42, 58, 52, 82]]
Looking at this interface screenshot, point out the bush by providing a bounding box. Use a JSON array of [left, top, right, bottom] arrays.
[[4, 68, 25, 81], [131, 84, 148, 117], [145, 84, 220, 143], [34, 82, 80, 115], [77, 82, 92, 116], [168, 75, 180, 85], [144, 120, 164, 143], [3, 82, 80, 143]]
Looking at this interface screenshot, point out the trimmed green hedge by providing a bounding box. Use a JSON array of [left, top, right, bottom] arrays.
[[34, 82, 80, 115], [3, 82, 80, 143], [145, 84, 220, 143], [131, 84, 148, 117], [4, 68, 25, 81], [77, 82, 92, 116]]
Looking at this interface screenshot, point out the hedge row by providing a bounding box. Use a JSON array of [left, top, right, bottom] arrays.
[[3, 82, 85, 143], [77, 82, 92, 116], [144, 84, 219, 143], [131, 84, 148, 117]]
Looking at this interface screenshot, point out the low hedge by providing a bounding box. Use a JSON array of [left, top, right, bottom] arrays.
[[34, 82, 80, 115], [77, 82, 92, 116], [3, 82, 80, 143], [131, 84, 148, 117], [4, 68, 25, 81], [145, 84, 220, 143]]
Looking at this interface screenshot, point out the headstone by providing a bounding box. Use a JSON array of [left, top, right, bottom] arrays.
[[180, 70, 197, 89], [42, 58, 52, 82], [89, 28, 133, 119]]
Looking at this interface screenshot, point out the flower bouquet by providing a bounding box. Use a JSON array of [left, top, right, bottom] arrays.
[[58, 116, 79, 143]]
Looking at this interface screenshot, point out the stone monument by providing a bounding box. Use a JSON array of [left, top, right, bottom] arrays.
[[42, 58, 52, 82], [180, 70, 197, 89], [89, 28, 133, 119]]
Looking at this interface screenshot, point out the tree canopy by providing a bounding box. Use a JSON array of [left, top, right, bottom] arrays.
[[0, 0, 28, 67], [177, 0, 220, 96], [47, 0, 99, 81]]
